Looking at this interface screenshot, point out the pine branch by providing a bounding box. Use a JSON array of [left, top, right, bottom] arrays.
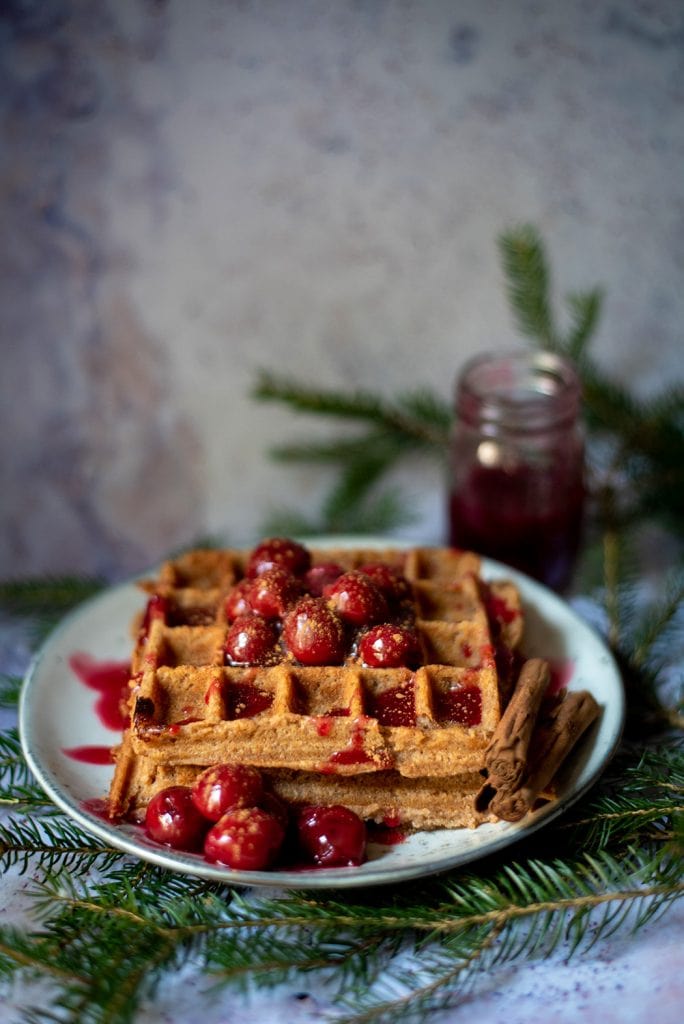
[[0, 814, 125, 877], [253, 372, 450, 448], [0, 673, 21, 708], [0, 578, 104, 617], [498, 224, 559, 348]]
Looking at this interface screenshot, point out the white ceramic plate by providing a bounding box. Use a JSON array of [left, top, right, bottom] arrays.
[[19, 539, 624, 889]]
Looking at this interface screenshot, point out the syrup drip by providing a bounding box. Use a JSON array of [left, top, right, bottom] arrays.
[[68, 652, 130, 731], [326, 717, 376, 769]]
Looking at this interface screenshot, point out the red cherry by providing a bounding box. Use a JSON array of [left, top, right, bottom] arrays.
[[247, 567, 301, 618], [304, 562, 344, 597], [296, 804, 367, 867], [324, 571, 388, 627], [191, 764, 264, 822], [247, 537, 311, 578], [358, 563, 411, 602], [225, 615, 279, 666], [204, 807, 285, 870], [283, 597, 346, 665], [358, 624, 422, 669], [144, 786, 207, 850], [225, 580, 252, 621]]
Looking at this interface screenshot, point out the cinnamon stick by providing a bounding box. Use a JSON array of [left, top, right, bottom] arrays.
[[484, 658, 551, 791], [490, 689, 600, 822]]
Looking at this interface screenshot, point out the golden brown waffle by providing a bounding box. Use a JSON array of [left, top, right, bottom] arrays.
[[108, 543, 524, 828]]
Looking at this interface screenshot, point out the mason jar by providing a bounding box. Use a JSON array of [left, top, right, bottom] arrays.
[[448, 350, 585, 591]]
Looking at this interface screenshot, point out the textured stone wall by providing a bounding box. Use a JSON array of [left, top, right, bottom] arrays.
[[2, 0, 682, 578]]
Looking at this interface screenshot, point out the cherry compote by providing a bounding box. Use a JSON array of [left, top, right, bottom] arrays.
[[283, 597, 345, 665], [296, 805, 367, 867], [144, 786, 207, 850], [358, 563, 410, 603], [224, 615, 279, 666], [204, 807, 285, 870], [324, 571, 388, 627], [247, 567, 300, 618], [191, 764, 264, 822], [359, 624, 421, 669], [224, 579, 252, 621], [304, 562, 344, 597], [247, 537, 311, 578]]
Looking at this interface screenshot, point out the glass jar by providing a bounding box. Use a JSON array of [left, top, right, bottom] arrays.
[[448, 350, 585, 591]]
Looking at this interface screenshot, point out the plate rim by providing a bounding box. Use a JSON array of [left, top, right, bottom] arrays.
[[18, 538, 625, 889]]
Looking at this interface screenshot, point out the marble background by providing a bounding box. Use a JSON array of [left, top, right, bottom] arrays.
[[2, 0, 683, 579]]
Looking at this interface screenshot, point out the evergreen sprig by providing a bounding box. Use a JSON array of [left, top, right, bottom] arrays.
[[253, 372, 451, 536]]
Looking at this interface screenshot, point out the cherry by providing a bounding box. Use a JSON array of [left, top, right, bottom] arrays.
[[324, 571, 388, 627], [358, 624, 422, 669], [191, 764, 264, 822], [296, 804, 367, 867], [283, 597, 346, 665], [247, 567, 301, 618], [144, 786, 207, 850], [204, 807, 285, 870], [304, 562, 344, 597], [225, 615, 279, 666], [247, 537, 311, 578], [358, 563, 411, 603], [225, 580, 253, 621]]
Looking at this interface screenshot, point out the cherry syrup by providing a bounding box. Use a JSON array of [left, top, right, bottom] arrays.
[[67, 653, 130, 732], [63, 653, 130, 766]]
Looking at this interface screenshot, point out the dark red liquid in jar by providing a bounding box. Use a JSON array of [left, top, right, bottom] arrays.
[[448, 351, 585, 592]]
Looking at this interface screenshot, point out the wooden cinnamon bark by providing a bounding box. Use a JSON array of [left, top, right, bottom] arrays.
[[490, 689, 600, 822], [484, 658, 551, 790]]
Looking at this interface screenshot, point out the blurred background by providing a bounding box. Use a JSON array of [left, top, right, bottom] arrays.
[[2, 0, 682, 580]]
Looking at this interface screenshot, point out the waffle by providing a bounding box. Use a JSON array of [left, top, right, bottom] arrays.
[[108, 543, 524, 829], [109, 730, 488, 830]]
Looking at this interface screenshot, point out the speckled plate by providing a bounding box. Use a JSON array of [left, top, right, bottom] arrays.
[[19, 538, 624, 889]]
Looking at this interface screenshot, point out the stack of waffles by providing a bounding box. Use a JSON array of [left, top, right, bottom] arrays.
[[107, 543, 524, 830]]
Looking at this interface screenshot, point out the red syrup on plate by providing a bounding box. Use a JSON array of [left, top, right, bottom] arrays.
[[80, 797, 112, 821], [63, 745, 115, 765], [547, 658, 575, 695], [67, 652, 130, 731]]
